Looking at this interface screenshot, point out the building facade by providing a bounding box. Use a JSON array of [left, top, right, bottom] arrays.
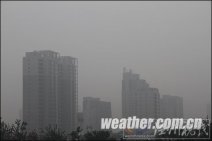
[[23, 50, 77, 132], [83, 97, 112, 130], [57, 56, 78, 132], [160, 95, 183, 118], [122, 68, 160, 119]]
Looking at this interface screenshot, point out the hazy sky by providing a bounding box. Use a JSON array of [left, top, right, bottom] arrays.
[[1, 1, 211, 123]]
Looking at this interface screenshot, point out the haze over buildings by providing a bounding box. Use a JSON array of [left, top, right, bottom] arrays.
[[23, 50, 185, 132], [83, 97, 112, 130], [1, 1, 211, 123], [23, 50, 78, 132], [122, 68, 160, 119], [160, 95, 183, 118]]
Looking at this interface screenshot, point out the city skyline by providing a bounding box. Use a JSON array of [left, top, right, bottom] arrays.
[[22, 50, 186, 132], [2, 48, 210, 123], [1, 1, 211, 123], [22, 51, 185, 132]]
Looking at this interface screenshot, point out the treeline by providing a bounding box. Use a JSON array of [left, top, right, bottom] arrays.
[[2, 118, 211, 140], [1, 118, 117, 140]]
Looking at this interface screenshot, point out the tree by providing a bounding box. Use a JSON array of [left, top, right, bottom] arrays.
[[1, 118, 14, 140], [40, 125, 67, 140], [84, 130, 111, 140], [27, 130, 39, 140], [69, 126, 83, 140], [11, 119, 28, 140]]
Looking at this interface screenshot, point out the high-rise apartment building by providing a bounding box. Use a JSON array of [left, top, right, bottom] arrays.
[[160, 95, 183, 118], [122, 68, 160, 119], [57, 56, 78, 132], [23, 50, 77, 132], [83, 97, 112, 130]]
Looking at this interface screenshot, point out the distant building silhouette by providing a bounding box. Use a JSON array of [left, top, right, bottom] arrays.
[[57, 56, 78, 132], [160, 95, 183, 118], [122, 68, 160, 118], [83, 97, 112, 130], [23, 50, 78, 132]]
